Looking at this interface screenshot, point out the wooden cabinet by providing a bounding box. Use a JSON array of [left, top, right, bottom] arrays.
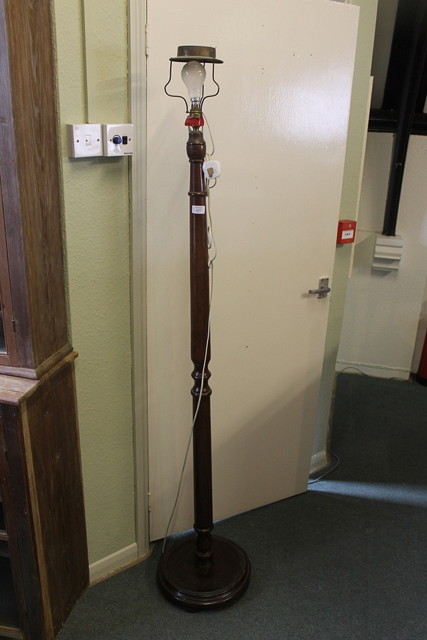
[[0, 1, 89, 638], [0, 0, 71, 378], [0, 357, 88, 639]]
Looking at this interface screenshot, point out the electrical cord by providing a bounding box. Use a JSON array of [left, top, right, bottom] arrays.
[[203, 112, 215, 159], [206, 182, 217, 265], [308, 449, 341, 484], [338, 366, 369, 376]]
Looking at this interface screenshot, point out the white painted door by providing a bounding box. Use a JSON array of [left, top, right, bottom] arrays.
[[146, 0, 359, 541]]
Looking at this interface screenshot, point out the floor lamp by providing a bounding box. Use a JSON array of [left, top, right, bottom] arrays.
[[157, 46, 251, 610]]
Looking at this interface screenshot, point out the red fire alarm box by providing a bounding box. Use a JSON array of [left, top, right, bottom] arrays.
[[337, 219, 356, 244]]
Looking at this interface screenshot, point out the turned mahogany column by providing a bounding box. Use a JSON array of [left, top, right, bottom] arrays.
[[188, 128, 214, 568], [157, 45, 250, 611]]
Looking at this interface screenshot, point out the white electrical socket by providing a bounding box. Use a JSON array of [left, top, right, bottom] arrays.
[[102, 124, 134, 157], [67, 124, 103, 158]]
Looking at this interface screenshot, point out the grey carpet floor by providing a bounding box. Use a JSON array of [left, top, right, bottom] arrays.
[[57, 373, 427, 640]]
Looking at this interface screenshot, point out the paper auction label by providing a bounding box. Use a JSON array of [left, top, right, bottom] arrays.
[[192, 205, 206, 215]]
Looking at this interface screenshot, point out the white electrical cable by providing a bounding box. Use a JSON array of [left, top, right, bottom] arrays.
[[206, 183, 217, 265], [203, 112, 215, 159], [204, 111, 218, 263]]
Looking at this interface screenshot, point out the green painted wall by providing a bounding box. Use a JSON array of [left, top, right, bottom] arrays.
[[53, 0, 135, 564]]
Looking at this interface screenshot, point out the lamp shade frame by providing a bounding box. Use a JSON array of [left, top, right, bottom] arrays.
[[164, 45, 223, 112]]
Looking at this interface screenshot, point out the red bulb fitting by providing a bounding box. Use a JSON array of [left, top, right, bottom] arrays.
[[185, 115, 204, 128]]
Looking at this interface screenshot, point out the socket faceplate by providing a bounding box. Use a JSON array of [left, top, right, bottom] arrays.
[[102, 124, 134, 156], [67, 124, 103, 158]]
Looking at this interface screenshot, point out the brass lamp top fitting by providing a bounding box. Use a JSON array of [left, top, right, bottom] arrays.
[[170, 45, 223, 64]]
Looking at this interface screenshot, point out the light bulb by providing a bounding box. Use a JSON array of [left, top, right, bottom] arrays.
[[181, 61, 206, 109]]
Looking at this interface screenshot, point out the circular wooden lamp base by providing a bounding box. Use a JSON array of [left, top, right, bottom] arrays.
[[157, 535, 251, 611]]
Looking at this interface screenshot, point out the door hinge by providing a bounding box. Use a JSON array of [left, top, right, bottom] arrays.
[[11, 317, 16, 333]]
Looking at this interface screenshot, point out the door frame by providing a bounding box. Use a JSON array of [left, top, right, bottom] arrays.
[[129, 0, 150, 557]]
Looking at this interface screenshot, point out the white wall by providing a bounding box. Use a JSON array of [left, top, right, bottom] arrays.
[[337, 133, 427, 378]]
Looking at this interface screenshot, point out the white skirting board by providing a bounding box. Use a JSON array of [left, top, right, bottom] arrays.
[[335, 361, 410, 380], [89, 543, 148, 584]]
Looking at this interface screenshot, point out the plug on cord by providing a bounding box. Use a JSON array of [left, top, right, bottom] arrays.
[[203, 160, 221, 180]]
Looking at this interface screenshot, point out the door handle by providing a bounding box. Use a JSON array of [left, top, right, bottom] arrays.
[[308, 277, 331, 299]]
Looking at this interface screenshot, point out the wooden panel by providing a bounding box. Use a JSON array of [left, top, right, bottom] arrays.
[[0, 501, 8, 540], [0, 0, 28, 370], [0, 452, 21, 640], [0, 405, 42, 639], [0, 176, 17, 368], [0, 0, 70, 372], [0, 356, 88, 639], [24, 358, 89, 637], [0, 625, 23, 640], [0, 557, 21, 636], [0, 375, 37, 406]]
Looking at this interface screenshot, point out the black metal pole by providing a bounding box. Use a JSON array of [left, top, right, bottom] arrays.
[[382, 0, 427, 236]]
